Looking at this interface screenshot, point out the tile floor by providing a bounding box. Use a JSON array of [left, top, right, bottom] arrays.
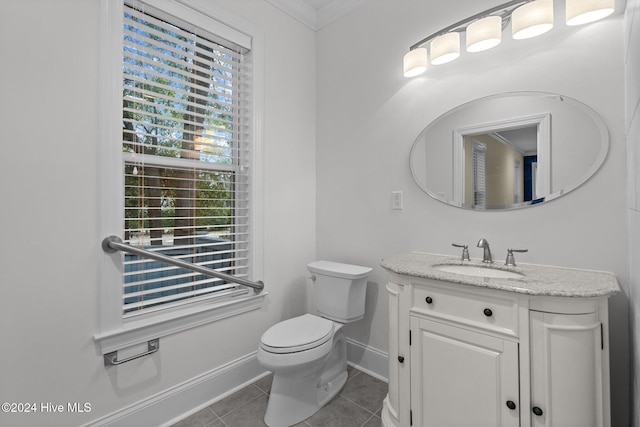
[[171, 366, 387, 427]]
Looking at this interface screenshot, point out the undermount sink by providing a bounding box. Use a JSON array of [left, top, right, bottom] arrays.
[[434, 264, 524, 279]]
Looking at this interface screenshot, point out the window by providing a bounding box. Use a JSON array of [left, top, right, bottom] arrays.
[[97, 0, 264, 353], [122, 4, 253, 316]]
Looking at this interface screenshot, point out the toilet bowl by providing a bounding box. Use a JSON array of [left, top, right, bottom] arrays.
[[257, 260, 372, 427]]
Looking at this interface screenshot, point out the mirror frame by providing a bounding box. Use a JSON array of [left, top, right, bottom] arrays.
[[409, 91, 610, 210]]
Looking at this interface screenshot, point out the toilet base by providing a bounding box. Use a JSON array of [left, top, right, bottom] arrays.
[[264, 370, 347, 427], [263, 330, 347, 427]]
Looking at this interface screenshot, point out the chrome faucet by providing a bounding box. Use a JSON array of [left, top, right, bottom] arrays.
[[477, 238, 492, 263]]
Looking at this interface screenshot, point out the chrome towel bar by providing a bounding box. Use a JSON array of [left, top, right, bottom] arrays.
[[101, 235, 265, 292], [104, 339, 159, 366]]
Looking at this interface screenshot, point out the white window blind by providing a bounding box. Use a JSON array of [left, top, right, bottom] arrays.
[[472, 141, 486, 208], [513, 159, 522, 204], [121, 4, 253, 317]]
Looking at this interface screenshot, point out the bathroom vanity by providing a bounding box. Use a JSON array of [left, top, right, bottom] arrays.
[[380, 252, 620, 427]]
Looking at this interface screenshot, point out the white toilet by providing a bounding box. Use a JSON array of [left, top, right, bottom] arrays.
[[257, 260, 372, 427]]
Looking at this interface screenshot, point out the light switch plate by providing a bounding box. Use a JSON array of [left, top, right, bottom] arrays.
[[392, 191, 403, 210]]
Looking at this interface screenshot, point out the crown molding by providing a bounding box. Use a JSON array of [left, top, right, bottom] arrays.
[[315, 0, 367, 29], [266, 0, 367, 30], [266, 0, 318, 29]]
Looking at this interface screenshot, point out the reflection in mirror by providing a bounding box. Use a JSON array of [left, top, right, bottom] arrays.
[[454, 114, 550, 208], [410, 92, 609, 210]]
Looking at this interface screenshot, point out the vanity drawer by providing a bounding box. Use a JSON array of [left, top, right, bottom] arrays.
[[412, 283, 519, 337]]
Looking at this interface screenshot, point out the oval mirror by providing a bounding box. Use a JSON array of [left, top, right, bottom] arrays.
[[410, 92, 609, 210]]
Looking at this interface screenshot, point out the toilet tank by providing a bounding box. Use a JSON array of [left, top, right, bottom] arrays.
[[307, 260, 372, 323]]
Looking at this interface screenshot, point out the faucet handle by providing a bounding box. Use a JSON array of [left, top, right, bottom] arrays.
[[505, 248, 528, 266], [452, 243, 470, 261]]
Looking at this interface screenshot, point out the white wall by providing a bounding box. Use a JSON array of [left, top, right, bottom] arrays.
[[0, 1, 316, 426], [2, 0, 635, 425], [316, 0, 630, 425], [626, 0, 640, 424]]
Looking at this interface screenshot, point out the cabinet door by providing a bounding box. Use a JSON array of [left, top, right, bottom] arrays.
[[410, 316, 520, 427], [529, 311, 603, 427], [385, 281, 408, 426]]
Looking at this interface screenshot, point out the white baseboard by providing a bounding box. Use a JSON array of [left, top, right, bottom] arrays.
[[346, 337, 389, 382], [83, 339, 388, 426], [82, 352, 267, 427]]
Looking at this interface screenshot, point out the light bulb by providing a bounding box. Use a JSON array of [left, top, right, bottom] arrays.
[[430, 32, 461, 65], [566, 0, 614, 25], [403, 48, 428, 77], [512, 0, 554, 40], [466, 16, 502, 52]]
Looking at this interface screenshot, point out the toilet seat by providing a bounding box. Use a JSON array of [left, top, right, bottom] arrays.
[[260, 314, 334, 354]]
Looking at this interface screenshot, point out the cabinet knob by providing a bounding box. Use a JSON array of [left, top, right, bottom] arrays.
[[425, 297, 433, 304], [483, 308, 493, 317], [506, 401, 517, 410], [532, 406, 544, 416], [398, 356, 405, 363]]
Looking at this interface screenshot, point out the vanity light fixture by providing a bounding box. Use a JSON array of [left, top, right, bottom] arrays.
[[566, 0, 614, 25], [403, 0, 615, 78], [403, 47, 428, 77], [511, 0, 554, 39], [466, 15, 503, 53], [430, 32, 461, 65]]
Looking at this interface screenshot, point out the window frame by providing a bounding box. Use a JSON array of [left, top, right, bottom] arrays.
[[96, 0, 265, 355]]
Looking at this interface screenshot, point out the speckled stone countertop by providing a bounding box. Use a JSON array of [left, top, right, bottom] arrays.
[[381, 252, 620, 297]]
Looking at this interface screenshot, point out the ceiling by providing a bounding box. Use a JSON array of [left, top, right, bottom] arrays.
[[265, 0, 367, 30], [300, 0, 336, 8]]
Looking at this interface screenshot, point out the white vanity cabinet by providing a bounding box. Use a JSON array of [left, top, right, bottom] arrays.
[[380, 252, 619, 427]]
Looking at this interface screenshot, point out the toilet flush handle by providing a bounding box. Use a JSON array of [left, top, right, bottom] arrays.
[[309, 275, 316, 281]]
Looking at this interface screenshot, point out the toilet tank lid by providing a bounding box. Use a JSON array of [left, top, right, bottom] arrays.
[[307, 260, 372, 279]]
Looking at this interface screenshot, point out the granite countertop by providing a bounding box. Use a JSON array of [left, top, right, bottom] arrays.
[[381, 252, 620, 297]]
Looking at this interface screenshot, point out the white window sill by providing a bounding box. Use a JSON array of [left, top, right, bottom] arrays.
[[94, 292, 267, 355]]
